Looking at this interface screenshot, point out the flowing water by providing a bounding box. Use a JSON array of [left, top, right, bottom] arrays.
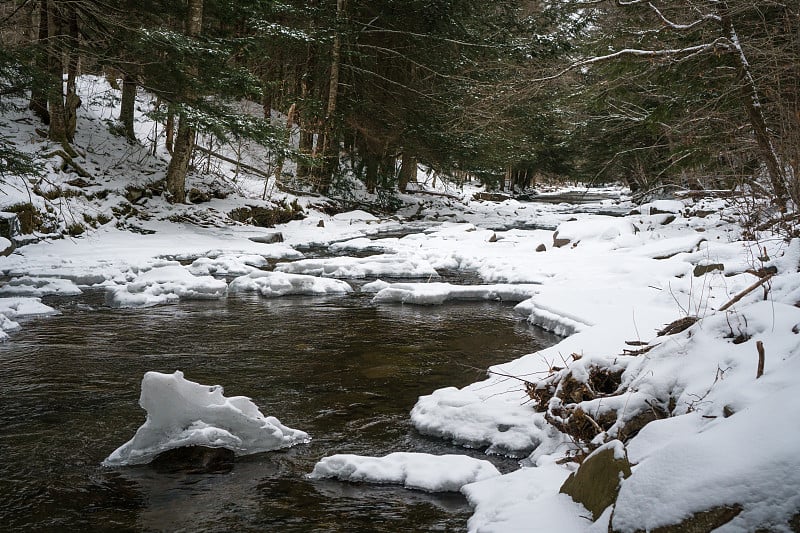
[[0, 288, 559, 532]]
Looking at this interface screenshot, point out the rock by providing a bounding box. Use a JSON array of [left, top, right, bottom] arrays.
[[187, 188, 211, 204], [536, 243, 547, 252], [473, 192, 511, 202], [625, 504, 743, 533], [552, 231, 571, 248], [66, 177, 90, 188], [150, 445, 235, 475], [317, 219, 325, 228], [248, 232, 284, 244], [0, 212, 21, 241], [488, 233, 498, 242], [693, 263, 724, 277], [559, 442, 631, 520], [0, 237, 13, 256]]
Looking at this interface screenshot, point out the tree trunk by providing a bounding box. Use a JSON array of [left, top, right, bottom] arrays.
[[165, 0, 203, 203], [64, 4, 79, 142], [165, 107, 175, 154], [398, 152, 416, 192], [29, 0, 49, 124], [365, 153, 378, 194], [719, 2, 788, 204], [314, 0, 345, 194], [166, 116, 193, 203], [120, 74, 137, 142], [45, 0, 69, 148]]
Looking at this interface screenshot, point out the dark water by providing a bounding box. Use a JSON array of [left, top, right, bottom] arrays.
[[0, 290, 558, 532]]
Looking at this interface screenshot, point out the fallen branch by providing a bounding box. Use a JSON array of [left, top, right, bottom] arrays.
[[193, 144, 320, 197], [44, 149, 92, 178], [406, 188, 462, 201], [718, 273, 774, 312]]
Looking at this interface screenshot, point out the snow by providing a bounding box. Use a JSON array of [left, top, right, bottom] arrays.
[[229, 270, 353, 297], [370, 281, 540, 305], [0, 276, 82, 296], [103, 371, 310, 466], [1, 73, 799, 531], [106, 264, 228, 308], [309, 452, 500, 492], [273, 254, 439, 279]]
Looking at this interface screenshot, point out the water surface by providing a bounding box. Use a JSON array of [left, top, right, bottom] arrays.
[[0, 289, 558, 532]]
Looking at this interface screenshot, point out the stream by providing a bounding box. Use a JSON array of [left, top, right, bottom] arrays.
[[0, 285, 559, 531]]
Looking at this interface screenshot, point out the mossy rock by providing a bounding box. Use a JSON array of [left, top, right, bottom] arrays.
[[560, 443, 631, 520], [627, 504, 743, 533]]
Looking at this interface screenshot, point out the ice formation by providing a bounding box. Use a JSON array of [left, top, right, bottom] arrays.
[[103, 371, 310, 466]]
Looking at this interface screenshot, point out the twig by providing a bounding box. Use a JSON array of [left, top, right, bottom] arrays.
[[718, 274, 774, 312], [756, 341, 765, 379]]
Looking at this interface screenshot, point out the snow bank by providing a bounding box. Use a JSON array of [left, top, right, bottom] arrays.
[[187, 254, 268, 276], [229, 270, 352, 297], [0, 296, 59, 341], [0, 276, 82, 296], [309, 452, 500, 492], [462, 462, 589, 533], [103, 371, 310, 466], [274, 254, 439, 279], [553, 216, 637, 245], [411, 387, 561, 457], [370, 281, 540, 305], [106, 264, 228, 308]]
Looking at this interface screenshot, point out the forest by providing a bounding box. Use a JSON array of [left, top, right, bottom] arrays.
[[2, 2, 800, 532], [1, 0, 798, 215]]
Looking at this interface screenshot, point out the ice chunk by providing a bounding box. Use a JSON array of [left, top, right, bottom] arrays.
[[103, 371, 310, 466], [229, 270, 352, 297], [0, 297, 59, 318], [309, 452, 500, 492], [106, 265, 228, 308]]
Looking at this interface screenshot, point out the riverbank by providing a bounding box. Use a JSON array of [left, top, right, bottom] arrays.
[[1, 76, 798, 531]]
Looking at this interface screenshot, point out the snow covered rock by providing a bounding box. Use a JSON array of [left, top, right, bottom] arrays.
[[309, 452, 500, 492], [228, 270, 352, 297], [553, 216, 637, 247], [106, 264, 228, 308], [273, 254, 439, 279], [0, 276, 82, 296], [103, 371, 310, 466]]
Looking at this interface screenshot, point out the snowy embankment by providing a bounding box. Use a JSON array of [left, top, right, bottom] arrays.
[[404, 205, 800, 532]]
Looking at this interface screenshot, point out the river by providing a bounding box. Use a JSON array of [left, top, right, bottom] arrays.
[[0, 285, 559, 531]]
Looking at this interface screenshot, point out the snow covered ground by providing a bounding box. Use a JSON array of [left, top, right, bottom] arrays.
[[2, 76, 798, 531]]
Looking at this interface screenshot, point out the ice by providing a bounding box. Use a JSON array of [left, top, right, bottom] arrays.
[[0, 296, 59, 318], [371, 282, 540, 305], [309, 452, 500, 492], [106, 264, 228, 308], [274, 254, 439, 279], [228, 270, 353, 297], [103, 371, 310, 466]]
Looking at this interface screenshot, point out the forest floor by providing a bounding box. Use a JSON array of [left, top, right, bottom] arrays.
[[1, 76, 799, 532]]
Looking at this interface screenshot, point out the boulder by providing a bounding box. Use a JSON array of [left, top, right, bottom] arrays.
[[150, 445, 235, 474], [693, 263, 724, 277], [248, 232, 284, 244], [622, 504, 743, 533], [552, 231, 571, 248], [536, 243, 547, 252], [187, 188, 212, 204], [559, 441, 631, 520]]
